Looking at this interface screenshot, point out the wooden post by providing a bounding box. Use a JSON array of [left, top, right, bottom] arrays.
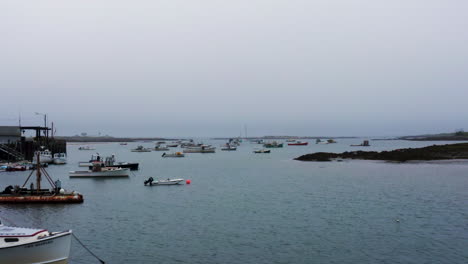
[[36, 152, 41, 192]]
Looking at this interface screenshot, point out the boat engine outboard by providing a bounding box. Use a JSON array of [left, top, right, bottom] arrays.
[[144, 177, 154, 186]]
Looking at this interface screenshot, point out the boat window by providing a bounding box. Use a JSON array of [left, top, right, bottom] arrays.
[[5, 238, 19, 242]]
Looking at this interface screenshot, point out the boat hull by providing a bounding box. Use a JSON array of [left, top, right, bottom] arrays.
[[183, 148, 216, 153], [0, 194, 84, 203], [288, 143, 308, 146], [0, 231, 71, 264], [53, 159, 67, 165], [69, 168, 129, 177], [162, 154, 185, 158], [146, 179, 184, 185]]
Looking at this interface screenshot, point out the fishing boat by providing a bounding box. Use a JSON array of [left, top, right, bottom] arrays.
[[288, 141, 308, 146], [78, 154, 103, 167], [0, 153, 83, 204], [69, 163, 129, 177], [144, 177, 184, 186], [316, 139, 332, 144], [263, 141, 283, 148], [253, 149, 271, 153], [79, 154, 138, 170], [53, 153, 67, 164], [183, 145, 216, 153], [0, 219, 72, 264], [153, 145, 169, 151], [221, 144, 237, 151], [32, 149, 53, 164], [103, 155, 139, 170], [350, 140, 370, 147], [78, 146, 95, 150], [131, 146, 152, 152], [162, 152, 185, 158]]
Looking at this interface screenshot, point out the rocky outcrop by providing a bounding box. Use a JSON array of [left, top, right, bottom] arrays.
[[295, 143, 468, 162]]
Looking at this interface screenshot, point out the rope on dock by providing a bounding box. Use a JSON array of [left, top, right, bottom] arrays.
[[72, 233, 106, 264]]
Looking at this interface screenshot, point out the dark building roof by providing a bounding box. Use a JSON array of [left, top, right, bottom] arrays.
[[0, 126, 21, 137]]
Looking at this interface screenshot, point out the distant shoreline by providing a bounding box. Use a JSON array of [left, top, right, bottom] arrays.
[[295, 143, 468, 162], [55, 136, 175, 143]]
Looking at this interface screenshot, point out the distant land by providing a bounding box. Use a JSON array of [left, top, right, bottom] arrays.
[[54, 136, 172, 142], [295, 143, 468, 162], [54, 135, 358, 142], [51, 131, 468, 142], [398, 131, 468, 141], [212, 136, 357, 140]]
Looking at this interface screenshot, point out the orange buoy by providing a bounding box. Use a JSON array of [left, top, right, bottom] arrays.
[[186, 179, 191, 184]]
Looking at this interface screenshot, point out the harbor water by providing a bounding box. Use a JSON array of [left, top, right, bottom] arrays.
[[1, 139, 467, 263]]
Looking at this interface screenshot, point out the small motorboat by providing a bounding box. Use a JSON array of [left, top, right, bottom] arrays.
[[183, 145, 216, 153], [144, 177, 184, 186], [253, 149, 271, 153], [53, 153, 67, 164], [263, 141, 283, 148], [221, 144, 237, 151], [350, 140, 370, 147], [131, 146, 152, 152], [0, 219, 72, 264], [288, 141, 308, 146], [69, 163, 129, 177], [78, 146, 95, 150], [167, 144, 179, 148], [5, 164, 28, 171], [162, 152, 185, 158], [120, 142, 128, 145], [153, 144, 169, 151]]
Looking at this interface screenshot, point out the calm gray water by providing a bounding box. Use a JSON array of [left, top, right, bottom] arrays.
[[1, 139, 468, 264]]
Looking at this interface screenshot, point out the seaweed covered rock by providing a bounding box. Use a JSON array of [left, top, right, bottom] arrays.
[[294, 143, 468, 162]]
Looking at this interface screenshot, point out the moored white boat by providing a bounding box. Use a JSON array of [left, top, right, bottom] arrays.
[[32, 150, 53, 164], [53, 153, 67, 164], [183, 145, 216, 153], [221, 144, 237, 151], [131, 146, 152, 152], [0, 220, 72, 264], [144, 177, 184, 185], [153, 145, 169, 151], [162, 152, 185, 158], [78, 146, 95, 150], [69, 164, 129, 177]]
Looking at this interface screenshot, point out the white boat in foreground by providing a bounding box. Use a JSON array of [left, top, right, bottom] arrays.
[[0, 219, 72, 264], [144, 177, 184, 185], [69, 164, 129, 177]]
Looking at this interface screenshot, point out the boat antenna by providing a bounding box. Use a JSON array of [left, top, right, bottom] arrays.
[[72, 233, 106, 264]]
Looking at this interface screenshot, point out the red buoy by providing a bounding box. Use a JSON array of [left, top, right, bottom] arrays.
[[186, 179, 191, 184]]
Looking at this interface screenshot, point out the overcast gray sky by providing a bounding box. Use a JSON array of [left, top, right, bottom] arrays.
[[1, 0, 467, 137]]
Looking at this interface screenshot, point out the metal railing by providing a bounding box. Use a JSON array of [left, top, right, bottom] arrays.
[[0, 144, 24, 161]]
